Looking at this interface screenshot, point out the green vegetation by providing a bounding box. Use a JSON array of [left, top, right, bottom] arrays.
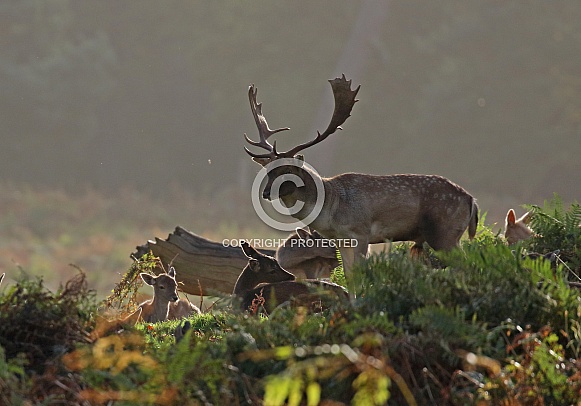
[[1, 197, 580, 404]]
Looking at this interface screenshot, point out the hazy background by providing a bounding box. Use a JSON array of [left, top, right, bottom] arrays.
[[1, 1, 580, 294]]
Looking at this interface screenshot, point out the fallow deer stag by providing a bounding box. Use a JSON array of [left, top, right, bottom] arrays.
[[244, 75, 479, 287]]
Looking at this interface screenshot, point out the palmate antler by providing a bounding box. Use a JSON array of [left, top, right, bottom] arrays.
[[243, 85, 290, 160], [244, 74, 360, 160]]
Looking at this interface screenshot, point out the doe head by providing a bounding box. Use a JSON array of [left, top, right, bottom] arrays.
[[234, 242, 295, 294], [140, 267, 179, 303]]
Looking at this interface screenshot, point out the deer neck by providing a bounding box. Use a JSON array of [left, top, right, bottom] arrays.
[[301, 179, 338, 234], [279, 166, 323, 220], [233, 268, 257, 295], [149, 296, 171, 322]]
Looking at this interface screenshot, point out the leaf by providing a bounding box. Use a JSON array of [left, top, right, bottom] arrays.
[[306, 381, 321, 406], [274, 346, 294, 360], [264, 375, 291, 406], [287, 377, 303, 406]]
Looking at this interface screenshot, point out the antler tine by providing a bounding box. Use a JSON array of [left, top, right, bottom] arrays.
[[243, 145, 274, 159], [244, 85, 290, 157], [278, 74, 360, 158]]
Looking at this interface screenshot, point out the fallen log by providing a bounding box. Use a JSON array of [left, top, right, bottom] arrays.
[[132, 226, 275, 296]]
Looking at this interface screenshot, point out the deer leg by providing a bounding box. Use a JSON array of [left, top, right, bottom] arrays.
[[426, 228, 464, 252]]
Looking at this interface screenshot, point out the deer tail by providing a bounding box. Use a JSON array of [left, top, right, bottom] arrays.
[[468, 198, 479, 239]]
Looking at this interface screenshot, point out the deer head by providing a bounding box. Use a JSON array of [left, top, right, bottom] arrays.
[[140, 267, 179, 304], [233, 242, 295, 295], [243, 75, 360, 201], [276, 227, 339, 279], [504, 209, 535, 245]]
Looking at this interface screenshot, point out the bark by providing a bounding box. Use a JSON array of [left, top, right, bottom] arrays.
[[132, 226, 275, 295]]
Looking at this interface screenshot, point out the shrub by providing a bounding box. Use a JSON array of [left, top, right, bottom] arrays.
[[526, 195, 581, 278], [2, 197, 580, 405], [0, 270, 96, 403]]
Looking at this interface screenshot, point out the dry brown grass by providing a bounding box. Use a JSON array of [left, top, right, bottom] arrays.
[[0, 182, 277, 297]]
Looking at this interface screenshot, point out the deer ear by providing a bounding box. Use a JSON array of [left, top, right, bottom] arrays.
[[296, 227, 310, 240], [248, 259, 260, 273], [520, 211, 533, 224], [241, 241, 261, 259], [252, 157, 271, 167], [141, 273, 155, 286], [506, 209, 516, 225], [311, 229, 324, 239], [168, 266, 176, 278]]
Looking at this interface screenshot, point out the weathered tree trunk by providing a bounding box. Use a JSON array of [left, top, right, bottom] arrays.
[[133, 226, 275, 296]]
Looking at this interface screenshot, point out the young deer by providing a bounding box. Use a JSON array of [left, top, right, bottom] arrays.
[[139, 267, 201, 323], [276, 228, 339, 279], [235, 242, 348, 313], [233, 241, 296, 296], [244, 75, 478, 286], [504, 209, 534, 245]]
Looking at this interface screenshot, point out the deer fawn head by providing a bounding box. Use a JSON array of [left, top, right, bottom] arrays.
[[233, 241, 295, 295], [141, 267, 179, 303], [504, 209, 535, 244], [244, 75, 359, 203], [139, 267, 200, 323]]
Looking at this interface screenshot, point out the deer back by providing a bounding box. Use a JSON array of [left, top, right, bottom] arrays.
[[240, 280, 349, 314], [313, 174, 478, 247], [168, 299, 201, 320]]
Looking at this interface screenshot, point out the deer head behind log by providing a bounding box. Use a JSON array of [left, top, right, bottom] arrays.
[[235, 242, 347, 313], [233, 242, 296, 295], [276, 228, 339, 279]]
